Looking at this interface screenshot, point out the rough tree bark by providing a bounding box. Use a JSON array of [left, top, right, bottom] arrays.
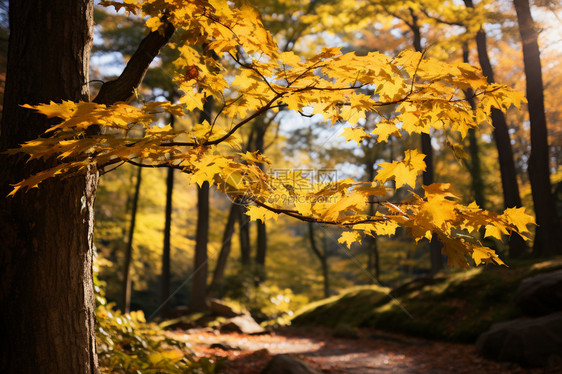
[[513, 0, 561, 256], [0, 1, 174, 371], [0, 1, 99, 372]]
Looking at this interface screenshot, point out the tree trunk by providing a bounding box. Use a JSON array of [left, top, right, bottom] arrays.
[[513, 0, 561, 256], [191, 181, 209, 311], [254, 121, 267, 283], [308, 223, 330, 298], [0, 1, 173, 371], [0, 1, 100, 373], [190, 97, 214, 311], [365, 153, 380, 281], [408, 10, 443, 272], [239, 206, 252, 267], [464, 0, 526, 259], [159, 114, 175, 318], [208, 203, 239, 298], [121, 166, 142, 313], [476, 30, 527, 258], [462, 46, 486, 209]]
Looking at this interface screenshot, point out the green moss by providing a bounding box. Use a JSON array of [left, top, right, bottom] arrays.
[[292, 285, 390, 328]]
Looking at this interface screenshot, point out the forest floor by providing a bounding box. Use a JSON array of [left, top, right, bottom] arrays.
[[168, 326, 550, 374]]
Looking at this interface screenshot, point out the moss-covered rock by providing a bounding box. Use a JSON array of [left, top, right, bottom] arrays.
[[292, 257, 562, 343]]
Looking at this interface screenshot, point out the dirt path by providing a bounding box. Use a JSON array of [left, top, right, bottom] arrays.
[[168, 327, 553, 373]]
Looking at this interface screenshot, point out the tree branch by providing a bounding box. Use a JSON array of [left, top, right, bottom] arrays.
[[93, 21, 175, 105]]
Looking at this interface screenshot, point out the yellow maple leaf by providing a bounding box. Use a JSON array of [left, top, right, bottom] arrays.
[[338, 231, 361, 249], [484, 224, 508, 240], [503, 207, 535, 233], [340, 126, 369, 145], [472, 246, 505, 266], [371, 121, 400, 143], [375, 161, 417, 188], [322, 193, 368, 221], [404, 149, 426, 172], [280, 51, 302, 67], [245, 206, 278, 223], [418, 194, 458, 230]]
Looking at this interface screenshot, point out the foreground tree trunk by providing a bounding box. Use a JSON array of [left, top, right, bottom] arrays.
[[513, 0, 561, 256], [0, 1, 174, 370], [0, 1, 100, 373]]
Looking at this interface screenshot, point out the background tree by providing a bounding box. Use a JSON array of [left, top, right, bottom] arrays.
[[190, 97, 215, 312], [513, 0, 561, 256], [121, 165, 142, 313]]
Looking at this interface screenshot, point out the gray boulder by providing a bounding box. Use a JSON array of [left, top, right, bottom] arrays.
[[476, 313, 562, 367], [260, 354, 320, 374], [515, 269, 562, 316]]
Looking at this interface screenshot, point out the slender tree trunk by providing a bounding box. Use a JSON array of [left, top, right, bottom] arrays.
[[463, 46, 486, 209], [513, 0, 561, 256], [254, 121, 267, 283], [308, 223, 330, 298], [409, 9, 443, 272], [467, 13, 527, 257], [191, 181, 209, 311], [209, 203, 239, 298], [122, 166, 142, 313], [255, 221, 267, 282], [159, 113, 176, 318], [160, 170, 174, 315], [190, 97, 214, 311], [239, 207, 252, 267], [467, 128, 486, 207], [0, 1, 100, 373], [365, 152, 380, 281]]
